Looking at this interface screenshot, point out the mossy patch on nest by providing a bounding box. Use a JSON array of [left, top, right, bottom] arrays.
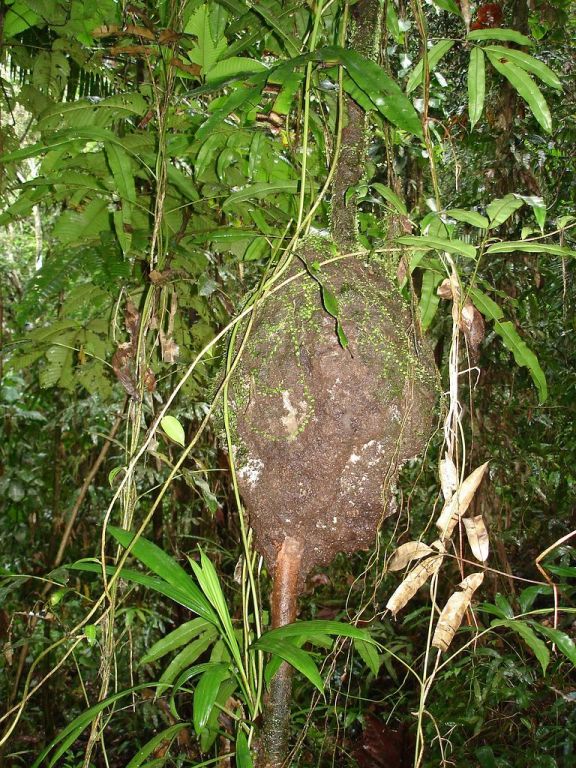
[[227, 246, 438, 581]]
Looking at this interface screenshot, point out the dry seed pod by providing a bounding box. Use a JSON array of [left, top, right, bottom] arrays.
[[387, 541, 434, 572], [435, 462, 489, 539], [463, 515, 490, 562], [432, 571, 484, 651], [386, 555, 444, 616], [439, 454, 458, 501]]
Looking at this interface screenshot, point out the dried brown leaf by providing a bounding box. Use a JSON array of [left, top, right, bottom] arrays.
[[436, 462, 489, 538], [440, 454, 458, 501], [463, 515, 490, 562], [388, 541, 434, 572], [386, 556, 444, 616], [432, 571, 484, 651]]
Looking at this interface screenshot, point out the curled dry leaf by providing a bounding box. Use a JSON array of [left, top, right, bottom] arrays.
[[432, 571, 484, 652], [437, 278, 454, 300], [463, 515, 490, 562], [440, 454, 458, 501], [436, 462, 489, 539], [386, 555, 444, 616], [387, 541, 434, 572], [460, 299, 485, 364]]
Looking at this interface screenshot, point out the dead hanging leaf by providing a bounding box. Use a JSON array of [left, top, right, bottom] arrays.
[[432, 571, 484, 651], [437, 278, 454, 300], [386, 555, 444, 616], [460, 299, 485, 364], [388, 541, 434, 571], [436, 462, 489, 539], [463, 515, 490, 562], [440, 454, 458, 501]]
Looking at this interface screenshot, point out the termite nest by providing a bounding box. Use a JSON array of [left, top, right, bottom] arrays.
[[227, 244, 438, 584]]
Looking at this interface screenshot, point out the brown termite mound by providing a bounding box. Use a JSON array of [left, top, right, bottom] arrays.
[[227, 247, 437, 766]]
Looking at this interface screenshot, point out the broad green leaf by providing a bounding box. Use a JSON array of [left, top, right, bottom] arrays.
[[189, 550, 243, 671], [431, 0, 461, 15], [396, 235, 477, 259], [105, 144, 136, 205], [200, 678, 237, 753], [126, 724, 188, 768], [207, 57, 268, 81], [518, 585, 552, 614], [107, 528, 214, 615], [354, 638, 381, 676], [467, 47, 485, 128], [339, 49, 423, 137], [406, 39, 455, 94], [491, 619, 550, 674], [186, 5, 227, 73], [445, 208, 489, 228], [486, 52, 552, 133], [483, 46, 561, 90], [69, 561, 217, 622], [243, 237, 269, 262], [236, 730, 254, 768], [197, 81, 266, 139], [256, 636, 324, 692], [321, 286, 340, 318], [485, 242, 576, 258], [495, 320, 547, 402], [532, 624, 576, 666], [255, 619, 374, 645], [222, 180, 300, 208], [31, 685, 151, 768], [52, 198, 109, 245], [471, 287, 547, 401], [371, 183, 408, 215], [158, 628, 219, 693], [468, 287, 504, 321], [140, 618, 213, 665], [248, 2, 300, 57], [193, 664, 231, 734], [467, 28, 533, 46], [419, 269, 442, 329], [4, 4, 42, 37], [486, 193, 525, 228], [272, 70, 304, 115], [161, 415, 186, 446]]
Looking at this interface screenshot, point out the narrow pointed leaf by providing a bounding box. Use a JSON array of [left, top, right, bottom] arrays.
[[483, 45, 561, 89], [256, 636, 324, 692], [193, 664, 231, 734], [493, 619, 550, 674], [467, 28, 533, 45], [486, 52, 552, 133], [396, 235, 477, 259], [140, 618, 213, 665], [485, 242, 576, 257], [126, 724, 189, 768], [467, 47, 485, 128], [532, 624, 576, 667], [486, 193, 525, 228]]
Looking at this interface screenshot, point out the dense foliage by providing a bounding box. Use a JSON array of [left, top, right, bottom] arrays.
[[1, 0, 575, 766]]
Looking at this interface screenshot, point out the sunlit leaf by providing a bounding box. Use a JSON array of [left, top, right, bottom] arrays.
[[161, 415, 186, 446], [486, 193, 525, 228], [255, 636, 324, 692], [140, 618, 213, 665]]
